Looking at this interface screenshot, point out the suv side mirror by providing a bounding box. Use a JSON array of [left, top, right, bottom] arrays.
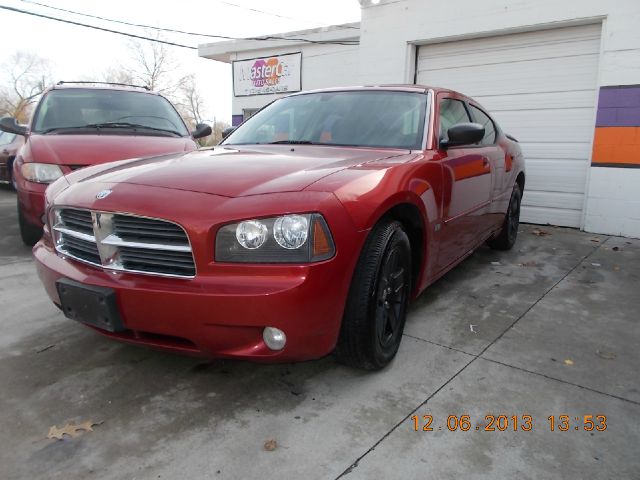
[[222, 126, 236, 139], [0, 117, 27, 137], [441, 122, 484, 148], [192, 123, 212, 139]]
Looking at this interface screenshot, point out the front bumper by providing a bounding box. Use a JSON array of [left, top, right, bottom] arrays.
[[33, 187, 366, 362]]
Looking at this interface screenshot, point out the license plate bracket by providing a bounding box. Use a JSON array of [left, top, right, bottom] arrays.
[[56, 278, 125, 332]]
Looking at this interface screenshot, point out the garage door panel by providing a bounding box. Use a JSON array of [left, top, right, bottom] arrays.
[[418, 24, 600, 64], [516, 142, 592, 161], [494, 108, 596, 143], [417, 23, 601, 228], [419, 55, 599, 97], [525, 159, 589, 194], [522, 191, 584, 211], [474, 90, 596, 112], [520, 205, 582, 227], [419, 37, 600, 71]]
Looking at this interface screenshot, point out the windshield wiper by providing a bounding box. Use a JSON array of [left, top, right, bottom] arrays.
[[83, 122, 182, 136], [41, 126, 91, 134], [267, 140, 315, 145]]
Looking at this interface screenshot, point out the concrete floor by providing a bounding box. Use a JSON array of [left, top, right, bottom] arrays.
[[0, 186, 638, 480]]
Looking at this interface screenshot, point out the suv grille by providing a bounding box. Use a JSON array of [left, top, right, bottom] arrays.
[[52, 208, 195, 278]]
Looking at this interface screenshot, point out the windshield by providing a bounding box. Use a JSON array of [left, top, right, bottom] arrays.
[[32, 89, 189, 135], [223, 90, 427, 150], [0, 131, 17, 145]]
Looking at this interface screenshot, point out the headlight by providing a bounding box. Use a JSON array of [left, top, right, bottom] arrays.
[[21, 163, 63, 183], [236, 220, 268, 249], [274, 214, 308, 249], [215, 213, 335, 263]]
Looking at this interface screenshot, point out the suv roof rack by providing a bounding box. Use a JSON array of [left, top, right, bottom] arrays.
[[56, 81, 150, 91]]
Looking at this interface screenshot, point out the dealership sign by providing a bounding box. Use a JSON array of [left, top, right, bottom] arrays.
[[233, 52, 302, 97]]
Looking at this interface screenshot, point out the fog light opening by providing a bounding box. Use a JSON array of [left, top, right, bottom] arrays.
[[263, 327, 286, 351]]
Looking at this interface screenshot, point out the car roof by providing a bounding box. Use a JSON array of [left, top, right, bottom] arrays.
[[46, 82, 161, 95], [287, 84, 467, 97]]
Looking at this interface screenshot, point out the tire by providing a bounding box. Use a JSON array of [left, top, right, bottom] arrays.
[[18, 201, 42, 246], [488, 183, 522, 251], [335, 220, 411, 370]]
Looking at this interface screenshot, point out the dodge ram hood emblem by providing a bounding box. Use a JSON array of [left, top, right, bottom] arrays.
[[96, 189, 112, 200]]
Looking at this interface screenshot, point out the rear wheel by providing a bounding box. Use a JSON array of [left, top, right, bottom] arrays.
[[335, 220, 411, 370], [488, 183, 521, 251], [18, 201, 42, 246]]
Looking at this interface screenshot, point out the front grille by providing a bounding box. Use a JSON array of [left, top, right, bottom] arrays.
[[59, 233, 101, 264], [119, 246, 196, 276], [52, 209, 195, 278], [113, 215, 189, 245], [59, 209, 93, 234]]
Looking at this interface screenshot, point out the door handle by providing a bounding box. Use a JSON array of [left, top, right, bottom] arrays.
[[482, 158, 489, 167]]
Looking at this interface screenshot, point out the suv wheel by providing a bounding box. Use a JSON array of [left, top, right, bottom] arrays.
[[18, 201, 42, 246]]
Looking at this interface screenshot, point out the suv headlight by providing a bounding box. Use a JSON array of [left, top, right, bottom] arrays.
[[215, 213, 335, 263], [21, 163, 63, 183]]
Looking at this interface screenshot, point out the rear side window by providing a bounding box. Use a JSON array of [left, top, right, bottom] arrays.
[[469, 105, 497, 145], [439, 99, 470, 142]]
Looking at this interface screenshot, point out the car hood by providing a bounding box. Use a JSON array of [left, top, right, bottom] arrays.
[[28, 134, 194, 166], [70, 145, 415, 197]]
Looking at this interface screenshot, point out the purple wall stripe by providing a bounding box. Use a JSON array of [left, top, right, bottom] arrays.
[[598, 86, 640, 108], [596, 85, 640, 127], [596, 107, 640, 127], [232, 114, 244, 127]]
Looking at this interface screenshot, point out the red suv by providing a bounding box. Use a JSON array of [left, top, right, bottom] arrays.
[[0, 82, 211, 245]]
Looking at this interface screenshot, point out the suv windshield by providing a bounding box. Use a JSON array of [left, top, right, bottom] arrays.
[[0, 131, 17, 145], [32, 89, 189, 136], [223, 90, 427, 150]]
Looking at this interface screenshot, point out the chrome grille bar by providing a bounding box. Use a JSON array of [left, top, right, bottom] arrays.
[[52, 208, 195, 278]]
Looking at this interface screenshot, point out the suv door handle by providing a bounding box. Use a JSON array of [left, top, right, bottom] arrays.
[[482, 158, 489, 167]]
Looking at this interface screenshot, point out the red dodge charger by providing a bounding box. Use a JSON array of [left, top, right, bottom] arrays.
[[34, 86, 525, 370]]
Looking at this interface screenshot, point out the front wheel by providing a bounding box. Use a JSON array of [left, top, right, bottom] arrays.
[[488, 183, 521, 251], [335, 220, 411, 370], [18, 201, 42, 246]]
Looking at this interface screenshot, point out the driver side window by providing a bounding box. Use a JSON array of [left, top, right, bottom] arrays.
[[439, 99, 471, 142]]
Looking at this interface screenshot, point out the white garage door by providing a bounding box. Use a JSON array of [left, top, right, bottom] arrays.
[[417, 24, 601, 227]]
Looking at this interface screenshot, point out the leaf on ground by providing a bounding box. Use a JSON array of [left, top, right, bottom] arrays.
[[264, 439, 278, 451], [517, 261, 537, 267], [563, 359, 574, 366], [531, 229, 550, 237], [590, 238, 601, 243], [613, 266, 620, 271], [47, 420, 100, 440], [596, 350, 616, 360]]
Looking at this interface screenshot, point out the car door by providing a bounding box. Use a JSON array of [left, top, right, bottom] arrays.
[[467, 103, 508, 231], [434, 95, 493, 272]]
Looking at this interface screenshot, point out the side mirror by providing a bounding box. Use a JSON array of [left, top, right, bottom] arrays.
[[191, 123, 212, 139], [441, 122, 484, 148], [0, 117, 27, 136], [222, 126, 236, 139]]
